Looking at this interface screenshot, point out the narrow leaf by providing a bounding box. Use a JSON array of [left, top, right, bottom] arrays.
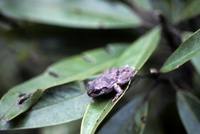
[[81, 27, 161, 134], [177, 91, 200, 134], [81, 82, 132, 134], [115, 27, 161, 69], [0, 0, 140, 28], [0, 45, 126, 123], [160, 28, 200, 73], [182, 32, 200, 75], [192, 54, 200, 74]]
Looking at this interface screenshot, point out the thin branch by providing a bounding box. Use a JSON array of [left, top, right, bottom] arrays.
[[157, 14, 182, 50], [157, 14, 195, 87], [121, 0, 159, 27]]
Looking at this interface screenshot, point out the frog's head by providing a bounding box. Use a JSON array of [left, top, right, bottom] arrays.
[[87, 81, 109, 97], [87, 88, 105, 97]]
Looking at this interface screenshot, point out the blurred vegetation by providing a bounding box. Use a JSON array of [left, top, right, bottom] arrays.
[[0, 0, 200, 134]]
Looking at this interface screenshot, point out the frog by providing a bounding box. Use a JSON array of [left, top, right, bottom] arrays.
[[87, 66, 137, 102]]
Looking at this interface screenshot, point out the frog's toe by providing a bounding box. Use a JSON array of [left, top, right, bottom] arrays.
[[112, 93, 122, 102]]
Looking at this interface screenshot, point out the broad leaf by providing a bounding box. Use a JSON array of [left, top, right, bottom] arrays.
[[177, 91, 200, 134], [0, 44, 126, 123], [98, 94, 148, 134], [0, 0, 141, 28], [81, 27, 161, 134], [0, 82, 90, 130], [160, 28, 200, 73]]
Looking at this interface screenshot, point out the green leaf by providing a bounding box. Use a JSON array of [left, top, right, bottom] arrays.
[[150, 0, 200, 23], [98, 94, 148, 134], [182, 31, 200, 75], [134, 0, 152, 10], [143, 88, 165, 134], [177, 91, 200, 134], [81, 82, 132, 134], [0, 44, 126, 123], [150, 0, 184, 23], [0, 82, 90, 130], [81, 27, 161, 134], [41, 120, 81, 134], [134, 102, 148, 134], [175, 0, 200, 23], [160, 28, 200, 73], [115, 27, 161, 69], [0, 0, 141, 29], [192, 54, 200, 74]]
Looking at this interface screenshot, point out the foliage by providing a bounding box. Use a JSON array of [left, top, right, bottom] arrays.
[[0, 0, 200, 134]]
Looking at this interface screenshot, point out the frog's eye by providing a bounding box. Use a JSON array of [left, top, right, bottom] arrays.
[[93, 90, 101, 94], [87, 89, 101, 96]]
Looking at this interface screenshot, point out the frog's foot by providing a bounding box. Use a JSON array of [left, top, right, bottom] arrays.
[[112, 84, 123, 102]]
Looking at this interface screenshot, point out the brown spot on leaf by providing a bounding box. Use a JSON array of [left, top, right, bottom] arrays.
[[17, 93, 31, 105], [48, 71, 59, 78]]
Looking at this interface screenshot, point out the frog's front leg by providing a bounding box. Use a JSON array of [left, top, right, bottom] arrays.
[[112, 84, 123, 102]]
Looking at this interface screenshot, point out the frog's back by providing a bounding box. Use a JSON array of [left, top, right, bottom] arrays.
[[117, 66, 134, 84], [95, 68, 118, 89]]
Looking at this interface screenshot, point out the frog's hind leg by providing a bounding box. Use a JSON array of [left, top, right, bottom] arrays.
[[112, 84, 123, 102]]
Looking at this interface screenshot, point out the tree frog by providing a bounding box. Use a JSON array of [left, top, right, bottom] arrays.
[[87, 66, 137, 101]]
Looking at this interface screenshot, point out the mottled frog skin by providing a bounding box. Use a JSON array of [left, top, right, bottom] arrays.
[[87, 66, 137, 101]]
